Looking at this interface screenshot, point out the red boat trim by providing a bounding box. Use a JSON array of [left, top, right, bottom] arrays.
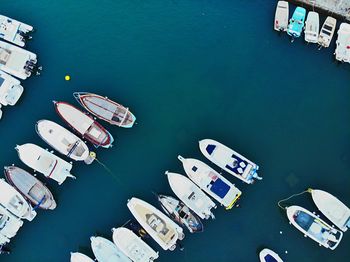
[[48, 160, 58, 178]]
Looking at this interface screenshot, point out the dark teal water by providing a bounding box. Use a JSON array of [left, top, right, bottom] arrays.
[[1, 0, 350, 261]]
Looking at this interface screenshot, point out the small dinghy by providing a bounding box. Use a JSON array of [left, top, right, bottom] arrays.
[[274, 1, 289, 32], [54, 101, 114, 148], [310, 189, 350, 232], [0, 179, 36, 221], [74, 92, 136, 128], [36, 120, 90, 162], [15, 143, 75, 185], [70, 252, 95, 262], [0, 71, 23, 106], [91, 236, 131, 262], [286, 205, 343, 250], [199, 139, 261, 184], [304, 11, 319, 43], [259, 248, 283, 262], [334, 23, 350, 63], [4, 166, 56, 210], [112, 227, 159, 262], [0, 206, 23, 245], [0, 15, 33, 47], [127, 197, 184, 251], [166, 171, 216, 220], [287, 7, 306, 40], [318, 16, 337, 48], [157, 194, 203, 233], [0, 40, 39, 79], [178, 156, 242, 209]]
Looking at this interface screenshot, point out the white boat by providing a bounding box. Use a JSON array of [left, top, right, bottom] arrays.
[[318, 16, 337, 48], [0, 70, 23, 106], [334, 23, 350, 63], [70, 252, 95, 262], [199, 139, 261, 184], [15, 143, 75, 185], [91, 236, 131, 262], [178, 156, 242, 210], [112, 227, 159, 262], [0, 205, 23, 245], [0, 15, 33, 47], [166, 171, 216, 220], [259, 248, 283, 262], [0, 40, 39, 79], [310, 189, 350, 232], [0, 179, 36, 221], [274, 1, 289, 32], [36, 120, 90, 162], [286, 205, 343, 250], [304, 11, 319, 43], [127, 197, 184, 251]]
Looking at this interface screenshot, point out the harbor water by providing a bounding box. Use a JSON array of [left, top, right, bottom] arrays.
[[1, 0, 350, 261]]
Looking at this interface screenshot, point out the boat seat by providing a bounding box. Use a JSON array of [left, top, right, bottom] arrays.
[[89, 127, 102, 139]]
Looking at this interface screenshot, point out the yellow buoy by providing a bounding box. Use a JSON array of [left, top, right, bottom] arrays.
[[65, 75, 71, 81]]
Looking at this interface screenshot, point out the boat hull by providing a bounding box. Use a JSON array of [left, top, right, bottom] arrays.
[[70, 252, 94, 262], [259, 248, 283, 262], [90, 236, 131, 262], [274, 1, 289, 32]]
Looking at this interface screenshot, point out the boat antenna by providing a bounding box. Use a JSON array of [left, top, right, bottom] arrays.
[[277, 188, 313, 210]]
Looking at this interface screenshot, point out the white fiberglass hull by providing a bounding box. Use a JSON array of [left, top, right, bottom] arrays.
[[259, 248, 283, 262], [311, 189, 350, 232], [274, 1, 289, 32], [318, 16, 337, 48], [0, 71, 23, 106], [70, 252, 94, 262], [304, 12, 319, 43], [91, 236, 131, 262], [112, 227, 159, 262], [0, 15, 33, 47], [335, 23, 350, 63], [0, 205, 23, 240]]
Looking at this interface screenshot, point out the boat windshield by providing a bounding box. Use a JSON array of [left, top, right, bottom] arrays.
[[0, 214, 7, 229], [324, 24, 333, 31]]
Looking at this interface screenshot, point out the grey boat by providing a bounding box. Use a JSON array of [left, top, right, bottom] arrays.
[[4, 166, 57, 210]]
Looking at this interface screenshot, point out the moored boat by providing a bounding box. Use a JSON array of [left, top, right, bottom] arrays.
[[0, 71, 23, 106], [0, 205, 23, 245], [334, 23, 350, 63], [259, 248, 283, 262], [0, 179, 36, 221], [310, 189, 350, 232], [199, 139, 261, 184], [286, 205, 343, 250], [287, 7, 306, 40], [318, 16, 337, 48], [166, 171, 216, 220], [157, 194, 203, 233], [112, 227, 159, 262], [0, 15, 33, 47], [274, 1, 289, 32], [91, 236, 131, 262], [54, 101, 114, 148], [127, 197, 184, 251], [74, 92, 136, 128], [304, 11, 319, 43], [36, 120, 90, 161], [0, 40, 39, 79], [70, 252, 95, 262], [4, 166, 56, 210], [15, 143, 76, 185], [178, 156, 241, 209]]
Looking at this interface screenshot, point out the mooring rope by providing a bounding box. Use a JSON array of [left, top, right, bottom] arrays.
[[277, 188, 313, 210], [94, 157, 127, 187]]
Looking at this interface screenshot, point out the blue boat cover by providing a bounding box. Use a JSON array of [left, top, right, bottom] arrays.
[[210, 178, 230, 198], [295, 211, 313, 231], [206, 144, 216, 155], [265, 254, 278, 262]]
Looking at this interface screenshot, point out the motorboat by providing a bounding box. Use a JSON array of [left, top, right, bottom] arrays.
[[199, 139, 261, 184], [0, 70, 23, 106], [334, 23, 350, 63], [112, 227, 159, 262], [304, 11, 319, 43], [318, 16, 337, 48], [4, 166, 56, 210], [166, 171, 216, 220], [274, 1, 289, 32], [0, 15, 33, 47], [287, 7, 306, 40], [286, 205, 343, 250], [91, 236, 131, 262], [259, 248, 283, 262], [127, 197, 184, 251], [0, 40, 39, 79], [74, 92, 136, 128], [70, 252, 95, 262], [157, 194, 203, 233], [36, 120, 90, 162], [15, 143, 75, 185], [178, 156, 241, 209], [0, 205, 23, 245], [0, 179, 36, 221], [54, 101, 114, 148], [310, 189, 350, 232]]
